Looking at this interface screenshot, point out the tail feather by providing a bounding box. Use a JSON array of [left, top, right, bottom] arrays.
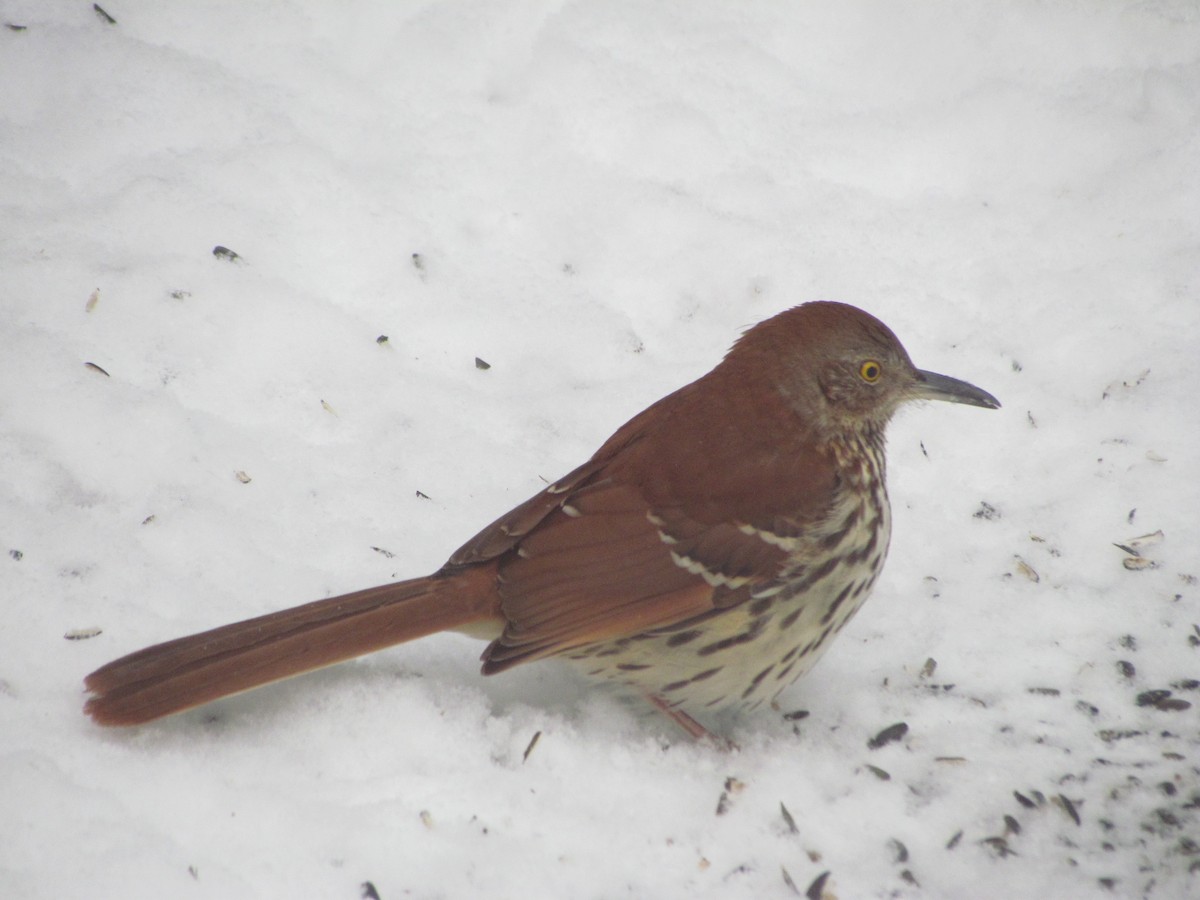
[[84, 568, 497, 726]]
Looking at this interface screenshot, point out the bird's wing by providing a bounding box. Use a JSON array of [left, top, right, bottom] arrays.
[[474, 478, 714, 669], [446, 455, 614, 567], [448, 371, 840, 671]]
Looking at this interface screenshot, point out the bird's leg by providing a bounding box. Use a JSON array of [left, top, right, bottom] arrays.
[[643, 692, 729, 746]]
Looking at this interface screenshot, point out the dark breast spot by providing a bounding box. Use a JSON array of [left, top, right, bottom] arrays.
[[820, 522, 851, 551], [845, 526, 882, 567], [814, 623, 834, 649], [803, 555, 841, 590], [741, 663, 777, 698], [696, 616, 768, 657], [748, 596, 774, 617], [666, 629, 704, 647], [819, 582, 856, 626]]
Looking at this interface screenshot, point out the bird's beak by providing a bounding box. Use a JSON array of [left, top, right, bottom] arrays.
[[912, 369, 1001, 409]]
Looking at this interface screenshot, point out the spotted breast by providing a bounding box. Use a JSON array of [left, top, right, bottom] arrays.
[[564, 428, 892, 727]]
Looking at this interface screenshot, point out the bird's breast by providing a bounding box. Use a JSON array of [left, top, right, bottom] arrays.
[[568, 436, 893, 721]]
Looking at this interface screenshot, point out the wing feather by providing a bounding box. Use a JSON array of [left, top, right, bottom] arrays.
[[456, 366, 843, 673]]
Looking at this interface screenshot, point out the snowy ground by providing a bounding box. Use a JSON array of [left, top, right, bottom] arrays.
[[2, 2, 1199, 898]]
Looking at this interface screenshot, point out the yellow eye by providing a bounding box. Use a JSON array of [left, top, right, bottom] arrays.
[[859, 360, 882, 383]]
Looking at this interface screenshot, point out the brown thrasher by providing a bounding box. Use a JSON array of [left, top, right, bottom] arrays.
[[84, 301, 999, 738]]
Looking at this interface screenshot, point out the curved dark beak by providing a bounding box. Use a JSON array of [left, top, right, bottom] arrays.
[[913, 369, 1001, 409]]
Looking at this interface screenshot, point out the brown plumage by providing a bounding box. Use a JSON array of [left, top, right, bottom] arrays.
[[84, 301, 999, 737]]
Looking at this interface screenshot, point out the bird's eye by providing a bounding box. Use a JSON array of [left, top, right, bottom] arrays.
[[859, 360, 882, 383]]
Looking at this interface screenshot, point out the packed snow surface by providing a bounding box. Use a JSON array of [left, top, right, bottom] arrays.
[[2, 2, 1198, 898]]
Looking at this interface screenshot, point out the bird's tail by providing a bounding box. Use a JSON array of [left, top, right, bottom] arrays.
[[83, 566, 498, 726]]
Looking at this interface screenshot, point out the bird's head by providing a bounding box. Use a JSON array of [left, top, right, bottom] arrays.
[[728, 301, 1000, 435]]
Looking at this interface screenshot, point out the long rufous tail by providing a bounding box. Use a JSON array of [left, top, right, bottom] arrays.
[[84, 566, 498, 726]]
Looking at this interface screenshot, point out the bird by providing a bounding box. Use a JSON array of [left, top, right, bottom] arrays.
[[83, 301, 999, 739]]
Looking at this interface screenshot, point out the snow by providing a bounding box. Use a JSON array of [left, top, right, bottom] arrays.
[[2, 1, 1198, 897]]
